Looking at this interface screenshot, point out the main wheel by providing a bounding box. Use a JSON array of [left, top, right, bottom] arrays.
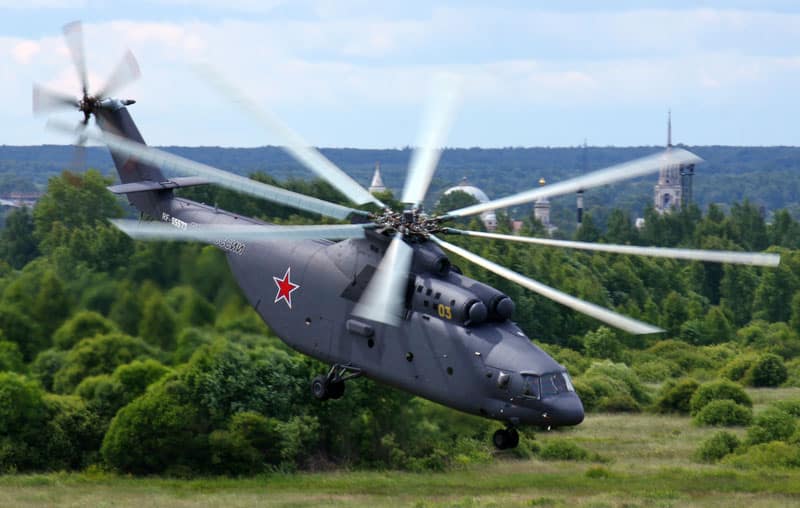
[[493, 429, 509, 450], [492, 428, 520, 450], [327, 380, 345, 399], [506, 428, 519, 449], [311, 375, 329, 401]]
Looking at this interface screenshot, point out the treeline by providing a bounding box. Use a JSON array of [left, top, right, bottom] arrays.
[[2, 144, 800, 227], [0, 169, 798, 474]]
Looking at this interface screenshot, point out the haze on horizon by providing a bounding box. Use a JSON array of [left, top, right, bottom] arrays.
[[3, 1, 800, 148]]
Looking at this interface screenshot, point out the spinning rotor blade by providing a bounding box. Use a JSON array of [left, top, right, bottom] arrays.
[[47, 120, 365, 220], [193, 64, 382, 207], [442, 148, 703, 219], [446, 229, 781, 267], [32, 84, 79, 115], [96, 50, 141, 99], [111, 220, 369, 242], [63, 21, 90, 95], [401, 74, 461, 207], [353, 233, 414, 326], [431, 235, 663, 335]]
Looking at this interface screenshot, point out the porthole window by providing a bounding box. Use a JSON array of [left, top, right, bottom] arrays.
[[447, 367, 453, 375], [426, 288, 433, 296], [406, 352, 414, 362]]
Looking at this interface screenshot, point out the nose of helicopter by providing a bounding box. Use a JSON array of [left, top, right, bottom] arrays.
[[547, 392, 584, 426]]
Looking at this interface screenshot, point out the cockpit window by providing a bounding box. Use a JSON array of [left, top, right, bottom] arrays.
[[539, 372, 575, 398], [521, 374, 539, 399]]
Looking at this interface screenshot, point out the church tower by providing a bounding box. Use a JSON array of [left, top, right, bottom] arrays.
[[368, 161, 386, 194], [654, 110, 683, 213]]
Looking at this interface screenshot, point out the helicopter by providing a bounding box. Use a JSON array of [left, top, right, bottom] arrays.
[[35, 22, 780, 450]]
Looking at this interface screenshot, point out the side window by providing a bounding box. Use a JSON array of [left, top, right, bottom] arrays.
[[521, 374, 539, 398]]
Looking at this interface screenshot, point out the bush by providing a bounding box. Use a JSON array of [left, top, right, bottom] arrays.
[[597, 393, 640, 413], [52, 333, 157, 393], [654, 378, 700, 414], [695, 431, 740, 463], [0, 340, 24, 373], [29, 348, 66, 392], [646, 340, 714, 372], [748, 354, 788, 387], [538, 439, 589, 461], [43, 394, 104, 470], [52, 311, 118, 350], [582, 361, 650, 404], [694, 400, 752, 427], [0, 372, 49, 471], [583, 327, 624, 362], [689, 380, 752, 415], [723, 441, 800, 469], [720, 352, 759, 383], [633, 359, 681, 383], [771, 399, 800, 418], [571, 379, 598, 412], [746, 407, 796, 445]]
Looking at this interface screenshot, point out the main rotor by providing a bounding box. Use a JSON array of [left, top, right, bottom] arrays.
[[39, 22, 779, 335]]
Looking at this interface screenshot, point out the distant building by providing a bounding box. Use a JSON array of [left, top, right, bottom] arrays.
[[442, 178, 497, 231], [533, 178, 557, 235], [368, 161, 386, 194], [654, 111, 695, 213], [0, 192, 40, 209]]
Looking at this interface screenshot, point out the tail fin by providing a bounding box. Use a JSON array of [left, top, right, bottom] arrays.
[[94, 100, 168, 217]]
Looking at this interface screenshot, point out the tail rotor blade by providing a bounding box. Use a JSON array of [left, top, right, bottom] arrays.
[[431, 235, 663, 335], [353, 233, 414, 326], [446, 229, 781, 267], [32, 84, 79, 115], [63, 20, 90, 96], [442, 148, 703, 219], [192, 63, 383, 207], [401, 74, 462, 207], [46, 119, 366, 220], [96, 50, 141, 99]]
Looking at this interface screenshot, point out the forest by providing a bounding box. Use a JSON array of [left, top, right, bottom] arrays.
[[0, 166, 799, 483], [1, 144, 799, 233]]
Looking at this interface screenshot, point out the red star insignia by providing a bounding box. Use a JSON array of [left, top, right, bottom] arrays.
[[273, 267, 300, 309]]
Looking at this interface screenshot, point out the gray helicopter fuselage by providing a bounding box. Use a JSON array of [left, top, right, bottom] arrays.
[[158, 195, 583, 428], [94, 102, 583, 429]]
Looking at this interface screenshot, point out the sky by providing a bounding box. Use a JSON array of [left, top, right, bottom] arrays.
[[3, 0, 800, 148]]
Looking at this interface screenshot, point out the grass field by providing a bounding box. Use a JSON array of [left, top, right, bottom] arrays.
[[2, 387, 799, 508]]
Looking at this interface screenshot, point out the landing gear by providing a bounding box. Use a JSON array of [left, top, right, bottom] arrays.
[[310, 364, 361, 401], [493, 427, 520, 450]]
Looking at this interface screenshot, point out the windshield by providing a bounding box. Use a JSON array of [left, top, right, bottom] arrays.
[[540, 372, 575, 398]]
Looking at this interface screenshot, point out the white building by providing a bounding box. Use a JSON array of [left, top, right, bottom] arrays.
[[442, 178, 497, 231]]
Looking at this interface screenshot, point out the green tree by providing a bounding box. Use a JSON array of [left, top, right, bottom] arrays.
[[720, 265, 757, 327], [0, 207, 38, 269], [139, 291, 178, 351], [33, 170, 124, 245], [752, 260, 798, 323], [52, 311, 118, 350], [574, 212, 600, 242], [583, 327, 623, 362], [768, 209, 800, 249], [52, 333, 158, 394], [661, 291, 688, 338], [32, 270, 72, 339], [604, 208, 636, 244]]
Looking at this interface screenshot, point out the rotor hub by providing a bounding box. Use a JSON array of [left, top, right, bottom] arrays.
[[371, 206, 444, 240]]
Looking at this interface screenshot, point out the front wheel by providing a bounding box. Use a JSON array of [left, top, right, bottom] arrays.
[[311, 375, 329, 401]]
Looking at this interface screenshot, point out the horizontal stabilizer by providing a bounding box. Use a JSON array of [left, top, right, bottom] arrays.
[[107, 176, 210, 194]]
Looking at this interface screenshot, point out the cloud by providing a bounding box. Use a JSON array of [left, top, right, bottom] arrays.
[[2, 6, 800, 146]]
